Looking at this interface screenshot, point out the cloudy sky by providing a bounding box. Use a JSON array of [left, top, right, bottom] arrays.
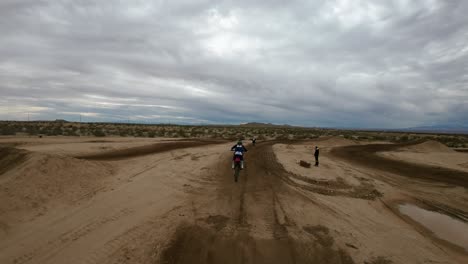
[[1, 0, 467, 128]]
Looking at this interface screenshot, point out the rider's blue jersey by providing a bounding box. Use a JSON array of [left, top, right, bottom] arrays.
[[232, 144, 247, 156]]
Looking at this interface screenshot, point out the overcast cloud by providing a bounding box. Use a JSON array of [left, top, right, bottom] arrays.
[[1, 0, 467, 128]]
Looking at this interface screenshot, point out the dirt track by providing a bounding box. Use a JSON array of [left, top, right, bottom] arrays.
[[76, 140, 225, 160], [160, 141, 358, 264], [0, 137, 467, 264]]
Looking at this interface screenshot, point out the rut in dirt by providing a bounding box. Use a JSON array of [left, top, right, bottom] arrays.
[[161, 141, 356, 264]]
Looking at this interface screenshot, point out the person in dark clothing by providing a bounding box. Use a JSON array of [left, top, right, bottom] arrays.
[[314, 146, 319, 167], [251, 137, 257, 146], [231, 140, 248, 169]]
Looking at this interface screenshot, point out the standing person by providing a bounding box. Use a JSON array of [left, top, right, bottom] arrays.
[[251, 137, 256, 146], [314, 146, 319, 167]]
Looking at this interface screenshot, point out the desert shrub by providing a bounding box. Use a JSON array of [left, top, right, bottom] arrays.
[[191, 131, 201, 138], [445, 142, 457, 147], [306, 133, 316, 139], [276, 134, 288, 140], [398, 135, 409, 142], [373, 135, 386, 141], [44, 126, 63, 136], [171, 129, 182, 137], [137, 130, 145, 137], [93, 129, 105, 137], [295, 134, 308, 140], [54, 126, 63, 135], [64, 130, 79, 136], [0, 126, 16, 135]]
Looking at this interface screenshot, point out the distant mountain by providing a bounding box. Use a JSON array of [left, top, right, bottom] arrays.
[[239, 122, 294, 128]]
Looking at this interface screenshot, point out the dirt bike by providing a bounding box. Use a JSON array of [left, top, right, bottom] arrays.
[[233, 156, 242, 182], [231, 147, 246, 182]]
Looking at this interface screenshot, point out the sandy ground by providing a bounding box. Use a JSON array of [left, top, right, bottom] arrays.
[[0, 136, 467, 264]]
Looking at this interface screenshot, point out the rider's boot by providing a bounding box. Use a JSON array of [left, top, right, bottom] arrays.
[[241, 161, 244, 169], [232, 161, 235, 169]]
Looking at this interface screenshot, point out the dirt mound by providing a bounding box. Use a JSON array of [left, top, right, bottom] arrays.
[[331, 143, 468, 188], [161, 224, 356, 264], [403, 140, 454, 153], [77, 140, 224, 160], [0, 146, 28, 176], [0, 152, 113, 226]]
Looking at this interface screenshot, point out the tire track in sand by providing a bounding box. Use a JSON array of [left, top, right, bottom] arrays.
[[160, 141, 355, 264]]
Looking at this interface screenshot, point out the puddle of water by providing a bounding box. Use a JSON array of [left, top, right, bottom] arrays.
[[399, 204, 468, 252]]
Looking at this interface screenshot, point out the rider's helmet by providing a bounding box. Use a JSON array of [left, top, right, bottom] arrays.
[[237, 140, 243, 145]]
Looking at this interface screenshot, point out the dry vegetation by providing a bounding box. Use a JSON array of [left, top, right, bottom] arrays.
[[1, 120, 467, 148]]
